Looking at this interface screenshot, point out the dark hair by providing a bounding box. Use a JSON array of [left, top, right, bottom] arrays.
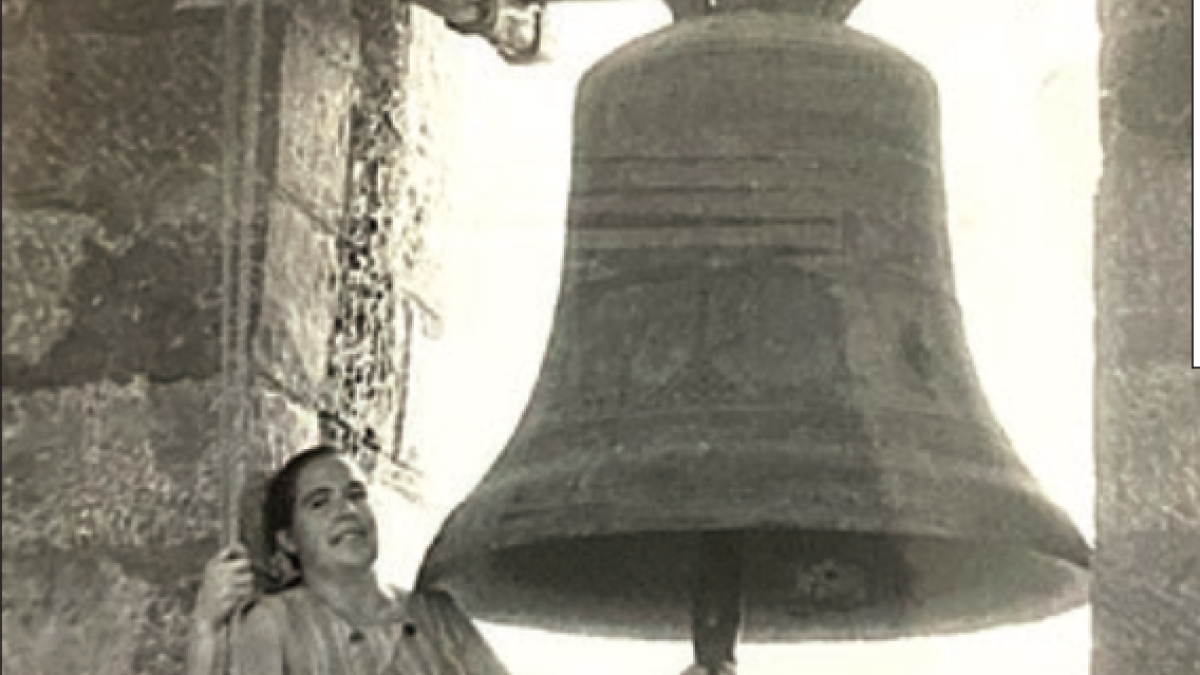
[[262, 445, 344, 565]]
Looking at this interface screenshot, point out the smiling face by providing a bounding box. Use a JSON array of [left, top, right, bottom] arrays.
[[276, 455, 379, 575]]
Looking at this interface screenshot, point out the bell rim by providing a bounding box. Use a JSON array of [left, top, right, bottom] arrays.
[[423, 442, 1092, 566], [417, 447, 1090, 640], [419, 527, 1089, 642]]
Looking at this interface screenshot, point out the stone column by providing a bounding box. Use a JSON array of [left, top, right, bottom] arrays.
[[321, 0, 465, 587], [1094, 1, 1197, 674], [1, 0, 464, 671]]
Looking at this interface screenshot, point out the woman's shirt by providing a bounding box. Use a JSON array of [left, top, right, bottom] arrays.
[[230, 586, 510, 675]]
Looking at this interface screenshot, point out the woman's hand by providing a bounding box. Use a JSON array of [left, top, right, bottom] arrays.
[[193, 544, 255, 634]]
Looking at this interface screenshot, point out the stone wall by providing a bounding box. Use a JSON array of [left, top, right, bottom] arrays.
[[3, 11, 236, 671], [1093, 1, 1197, 673], [1, 0, 467, 672]]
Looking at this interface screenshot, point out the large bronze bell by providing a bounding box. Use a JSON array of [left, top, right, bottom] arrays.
[[417, 0, 1089, 659]]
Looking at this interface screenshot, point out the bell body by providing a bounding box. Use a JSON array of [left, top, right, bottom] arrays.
[[418, 12, 1089, 641]]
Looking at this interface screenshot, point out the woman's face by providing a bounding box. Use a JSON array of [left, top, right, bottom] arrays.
[[278, 455, 379, 575]]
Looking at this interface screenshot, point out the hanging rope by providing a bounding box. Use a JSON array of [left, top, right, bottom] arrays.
[[217, 0, 240, 556], [214, 0, 265, 554], [213, 0, 239, 668], [231, 0, 265, 542], [214, 0, 265, 670]]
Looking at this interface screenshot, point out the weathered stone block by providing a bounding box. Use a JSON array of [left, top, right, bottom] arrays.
[[1, 210, 101, 365], [1093, 534, 1200, 675], [1, 17, 54, 197], [2, 547, 203, 675], [1095, 154, 1193, 313], [1098, 309, 1193, 370], [1096, 363, 1200, 533], [3, 551, 155, 675], [1, 379, 222, 564], [255, 196, 340, 398], [0, 19, 224, 218], [2, 181, 223, 391], [1099, 0, 1192, 150], [274, 9, 357, 217]]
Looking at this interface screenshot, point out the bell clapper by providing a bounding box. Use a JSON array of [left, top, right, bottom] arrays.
[[687, 532, 745, 675]]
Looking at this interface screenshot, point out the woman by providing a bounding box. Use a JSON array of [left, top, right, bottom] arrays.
[[188, 446, 510, 675]]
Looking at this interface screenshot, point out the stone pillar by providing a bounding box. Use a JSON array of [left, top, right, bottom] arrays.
[[1094, 1, 1197, 674], [322, 0, 465, 587], [1, 0, 465, 671]]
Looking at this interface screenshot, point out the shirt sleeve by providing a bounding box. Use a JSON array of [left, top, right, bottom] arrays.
[[228, 599, 286, 675]]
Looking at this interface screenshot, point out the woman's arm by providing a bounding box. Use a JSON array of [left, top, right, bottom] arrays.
[[186, 545, 254, 675]]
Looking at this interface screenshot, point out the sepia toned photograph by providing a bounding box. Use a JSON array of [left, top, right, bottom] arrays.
[[1, 0, 1194, 673]]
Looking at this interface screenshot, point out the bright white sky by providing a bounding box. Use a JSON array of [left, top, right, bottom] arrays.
[[391, 0, 1103, 672]]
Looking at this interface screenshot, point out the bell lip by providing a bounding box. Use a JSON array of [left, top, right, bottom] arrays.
[[422, 520, 1093, 568], [420, 518, 1093, 587], [418, 528, 1090, 642], [416, 446, 1091, 640], [420, 447, 1094, 572]]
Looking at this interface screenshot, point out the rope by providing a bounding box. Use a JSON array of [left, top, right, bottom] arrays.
[[215, 0, 265, 670], [218, 0, 240, 551], [231, 0, 265, 538], [214, 0, 264, 558], [214, 0, 240, 670]]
